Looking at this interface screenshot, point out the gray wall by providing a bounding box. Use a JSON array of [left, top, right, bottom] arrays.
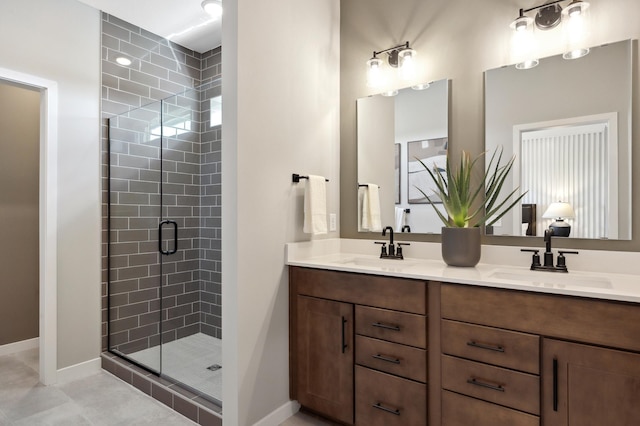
[[340, 0, 640, 251], [0, 82, 40, 346], [101, 13, 222, 353], [0, 0, 102, 371]]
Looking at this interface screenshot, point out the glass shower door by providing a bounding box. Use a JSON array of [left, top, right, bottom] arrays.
[[108, 80, 222, 404], [158, 87, 222, 401], [108, 101, 163, 373]]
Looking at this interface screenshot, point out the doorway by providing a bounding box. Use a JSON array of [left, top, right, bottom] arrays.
[[0, 81, 39, 352], [0, 67, 58, 385]]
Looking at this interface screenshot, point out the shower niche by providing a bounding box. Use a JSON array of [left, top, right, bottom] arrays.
[[107, 80, 222, 404]]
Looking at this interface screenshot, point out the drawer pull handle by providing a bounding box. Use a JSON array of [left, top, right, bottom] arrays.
[[372, 402, 401, 416], [467, 340, 505, 353], [372, 322, 401, 331], [467, 378, 505, 392], [372, 354, 401, 364]]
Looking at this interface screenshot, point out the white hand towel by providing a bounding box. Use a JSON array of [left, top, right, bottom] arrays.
[[395, 207, 406, 232], [303, 175, 328, 235], [361, 184, 382, 232]]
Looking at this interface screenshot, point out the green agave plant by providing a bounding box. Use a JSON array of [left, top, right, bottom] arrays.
[[416, 148, 527, 228]]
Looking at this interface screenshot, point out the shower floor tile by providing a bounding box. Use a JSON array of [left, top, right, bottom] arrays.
[[127, 333, 222, 402]]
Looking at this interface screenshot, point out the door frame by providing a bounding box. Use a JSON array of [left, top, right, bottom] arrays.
[[0, 67, 58, 385]]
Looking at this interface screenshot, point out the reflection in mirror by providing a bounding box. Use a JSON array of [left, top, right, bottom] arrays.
[[357, 79, 449, 234], [485, 39, 633, 240]]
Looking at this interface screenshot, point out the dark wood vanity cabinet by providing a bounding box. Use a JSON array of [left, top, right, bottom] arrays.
[[295, 295, 354, 424], [290, 267, 428, 425], [441, 283, 640, 426], [542, 339, 640, 426]]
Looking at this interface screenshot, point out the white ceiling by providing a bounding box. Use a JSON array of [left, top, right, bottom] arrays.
[[77, 0, 221, 53]]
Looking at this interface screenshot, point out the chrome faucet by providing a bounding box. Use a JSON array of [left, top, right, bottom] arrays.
[[521, 228, 578, 272]]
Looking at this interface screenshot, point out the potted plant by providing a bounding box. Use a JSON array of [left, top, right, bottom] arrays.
[[416, 148, 526, 267]]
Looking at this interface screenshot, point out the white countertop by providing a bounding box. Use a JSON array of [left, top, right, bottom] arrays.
[[286, 239, 640, 304]]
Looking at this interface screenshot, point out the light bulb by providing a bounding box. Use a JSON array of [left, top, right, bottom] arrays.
[[366, 57, 384, 88], [510, 15, 533, 32], [115, 56, 132, 66], [398, 48, 416, 81], [202, 0, 222, 18]]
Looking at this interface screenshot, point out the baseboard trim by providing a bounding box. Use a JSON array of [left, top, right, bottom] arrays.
[[57, 357, 101, 384], [0, 337, 39, 357], [253, 400, 301, 426]]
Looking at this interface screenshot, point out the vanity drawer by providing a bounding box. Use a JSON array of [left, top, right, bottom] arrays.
[[355, 306, 426, 348], [291, 267, 426, 314], [355, 366, 426, 426], [441, 283, 640, 353], [442, 355, 540, 415], [442, 390, 539, 426], [442, 319, 539, 374], [355, 335, 427, 383]]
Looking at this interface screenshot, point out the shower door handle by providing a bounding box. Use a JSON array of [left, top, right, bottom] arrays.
[[158, 220, 178, 255]]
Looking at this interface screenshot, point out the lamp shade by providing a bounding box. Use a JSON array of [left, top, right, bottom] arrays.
[[543, 202, 575, 219]]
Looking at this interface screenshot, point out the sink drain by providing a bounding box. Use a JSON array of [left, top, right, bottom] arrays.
[[207, 364, 222, 371]]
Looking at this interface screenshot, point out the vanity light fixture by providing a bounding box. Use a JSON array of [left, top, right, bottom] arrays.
[[510, 0, 591, 66], [366, 41, 417, 88], [201, 0, 223, 19], [543, 201, 576, 237]]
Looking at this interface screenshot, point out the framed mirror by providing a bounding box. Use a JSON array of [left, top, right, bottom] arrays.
[[485, 39, 633, 240], [357, 78, 449, 234]]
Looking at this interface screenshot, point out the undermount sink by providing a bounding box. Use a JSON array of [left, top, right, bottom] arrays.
[[335, 256, 420, 269], [489, 270, 612, 289]]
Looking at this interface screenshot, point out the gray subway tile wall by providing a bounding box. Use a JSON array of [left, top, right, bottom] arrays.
[[100, 12, 222, 358]]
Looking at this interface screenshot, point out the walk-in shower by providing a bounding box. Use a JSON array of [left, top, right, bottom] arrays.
[[107, 79, 222, 404]]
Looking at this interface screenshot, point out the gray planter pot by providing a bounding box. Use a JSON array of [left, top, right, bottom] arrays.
[[441, 227, 481, 267]]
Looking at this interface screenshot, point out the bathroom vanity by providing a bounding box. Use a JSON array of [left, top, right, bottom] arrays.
[[287, 241, 640, 425], [289, 267, 429, 425]]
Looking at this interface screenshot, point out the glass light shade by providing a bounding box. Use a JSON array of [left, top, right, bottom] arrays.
[[515, 59, 540, 70], [366, 57, 384, 88], [411, 82, 430, 90], [380, 90, 398, 97], [202, 0, 223, 18], [398, 48, 417, 80], [510, 16, 539, 70], [543, 202, 576, 219], [562, 0, 590, 18], [510, 15, 533, 32], [562, 1, 590, 60]]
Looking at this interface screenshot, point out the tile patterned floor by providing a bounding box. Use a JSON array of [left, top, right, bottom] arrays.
[[279, 411, 341, 426], [127, 333, 222, 402], [0, 348, 196, 425]]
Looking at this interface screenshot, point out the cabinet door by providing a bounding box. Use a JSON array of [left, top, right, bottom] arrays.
[[297, 295, 354, 424], [542, 338, 640, 426]]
